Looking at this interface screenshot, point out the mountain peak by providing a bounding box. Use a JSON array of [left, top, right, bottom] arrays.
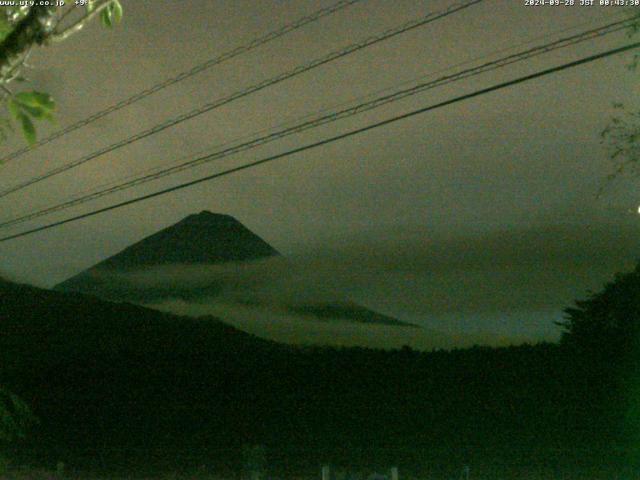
[[56, 212, 279, 293], [185, 210, 234, 221]]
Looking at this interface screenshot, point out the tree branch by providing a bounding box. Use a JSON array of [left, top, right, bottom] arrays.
[[0, 6, 58, 80], [51, 0, 113, 43], [56, 4, 78, 25]]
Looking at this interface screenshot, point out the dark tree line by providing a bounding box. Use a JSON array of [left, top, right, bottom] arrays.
[[557, 262, 640, 467], [0, 263, 638, 477]]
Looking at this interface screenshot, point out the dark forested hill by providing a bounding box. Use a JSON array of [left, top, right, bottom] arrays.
[[0, 278, 631, 477]]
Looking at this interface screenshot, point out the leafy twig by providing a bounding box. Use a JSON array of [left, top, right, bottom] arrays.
[[51, 0, 117, 42]]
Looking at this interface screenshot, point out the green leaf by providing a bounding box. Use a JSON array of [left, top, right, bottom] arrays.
[[15, 91, 54, 111], [17, 112, 36, 145], [100, 7, 112, 28], [7, 99, 21, 120], [111, 0, 123, 24], [13, 91, 55, 121], [0, 15, 12, 43], [4, 90, 55, 144], [101, 1, 123, 29], [19, 104, 52, 120]]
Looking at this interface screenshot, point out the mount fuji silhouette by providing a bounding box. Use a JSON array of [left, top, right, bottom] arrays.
[[56, 211, 414, 327]]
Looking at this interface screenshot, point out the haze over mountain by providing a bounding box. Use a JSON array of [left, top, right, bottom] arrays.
[[55, 211, 415, 330]]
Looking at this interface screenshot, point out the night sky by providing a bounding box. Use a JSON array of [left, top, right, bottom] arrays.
[[0, 0, 639, 347]]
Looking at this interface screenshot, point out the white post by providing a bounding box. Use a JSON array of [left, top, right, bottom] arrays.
[[322, 465, 331, 480], [390, 466, 398, 480]]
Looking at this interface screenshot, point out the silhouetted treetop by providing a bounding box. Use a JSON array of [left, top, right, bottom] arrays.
[[559, 261, 640, 362]]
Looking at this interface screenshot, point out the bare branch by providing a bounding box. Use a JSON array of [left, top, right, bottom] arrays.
[[1, 46, 32, 85], [56, 4, 78, 25], [51, 0, 114, 43], [0, 84, 12, 97]]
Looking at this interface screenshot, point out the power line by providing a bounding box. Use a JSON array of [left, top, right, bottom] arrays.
[[0, 17, 632, 230], [1, 40, 637, 243], [0, 0, 484, 200], [46, 13, 626, 202], [0, 0, 362, 165]]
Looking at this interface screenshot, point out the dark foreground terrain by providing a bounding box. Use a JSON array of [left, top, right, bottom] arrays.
[[0, 277, 637, 479]]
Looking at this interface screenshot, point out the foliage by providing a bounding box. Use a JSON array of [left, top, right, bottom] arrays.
[[600, 9, 640, 186], [0, 278, 625, 476], [242, 444, 267, 474], [0, 386, 37, 444], [626, 8, 640, 71], [600, 106, 640, 190], [100, 0, 123, 28], [5, 91, 55, 144], [557, 262, 640, 467], [0, 388, 37, 475], [0, 1, 123, 146], [557, 262, 640, 358], [0, 6, 31, 44]]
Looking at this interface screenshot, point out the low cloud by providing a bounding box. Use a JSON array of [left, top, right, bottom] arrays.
[[93, 222, 640, 315], [146, 298, 528, 350], [75, 223, 640, 347]]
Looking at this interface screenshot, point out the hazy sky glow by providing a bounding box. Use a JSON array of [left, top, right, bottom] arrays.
[[1, 0, 639, 346]]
